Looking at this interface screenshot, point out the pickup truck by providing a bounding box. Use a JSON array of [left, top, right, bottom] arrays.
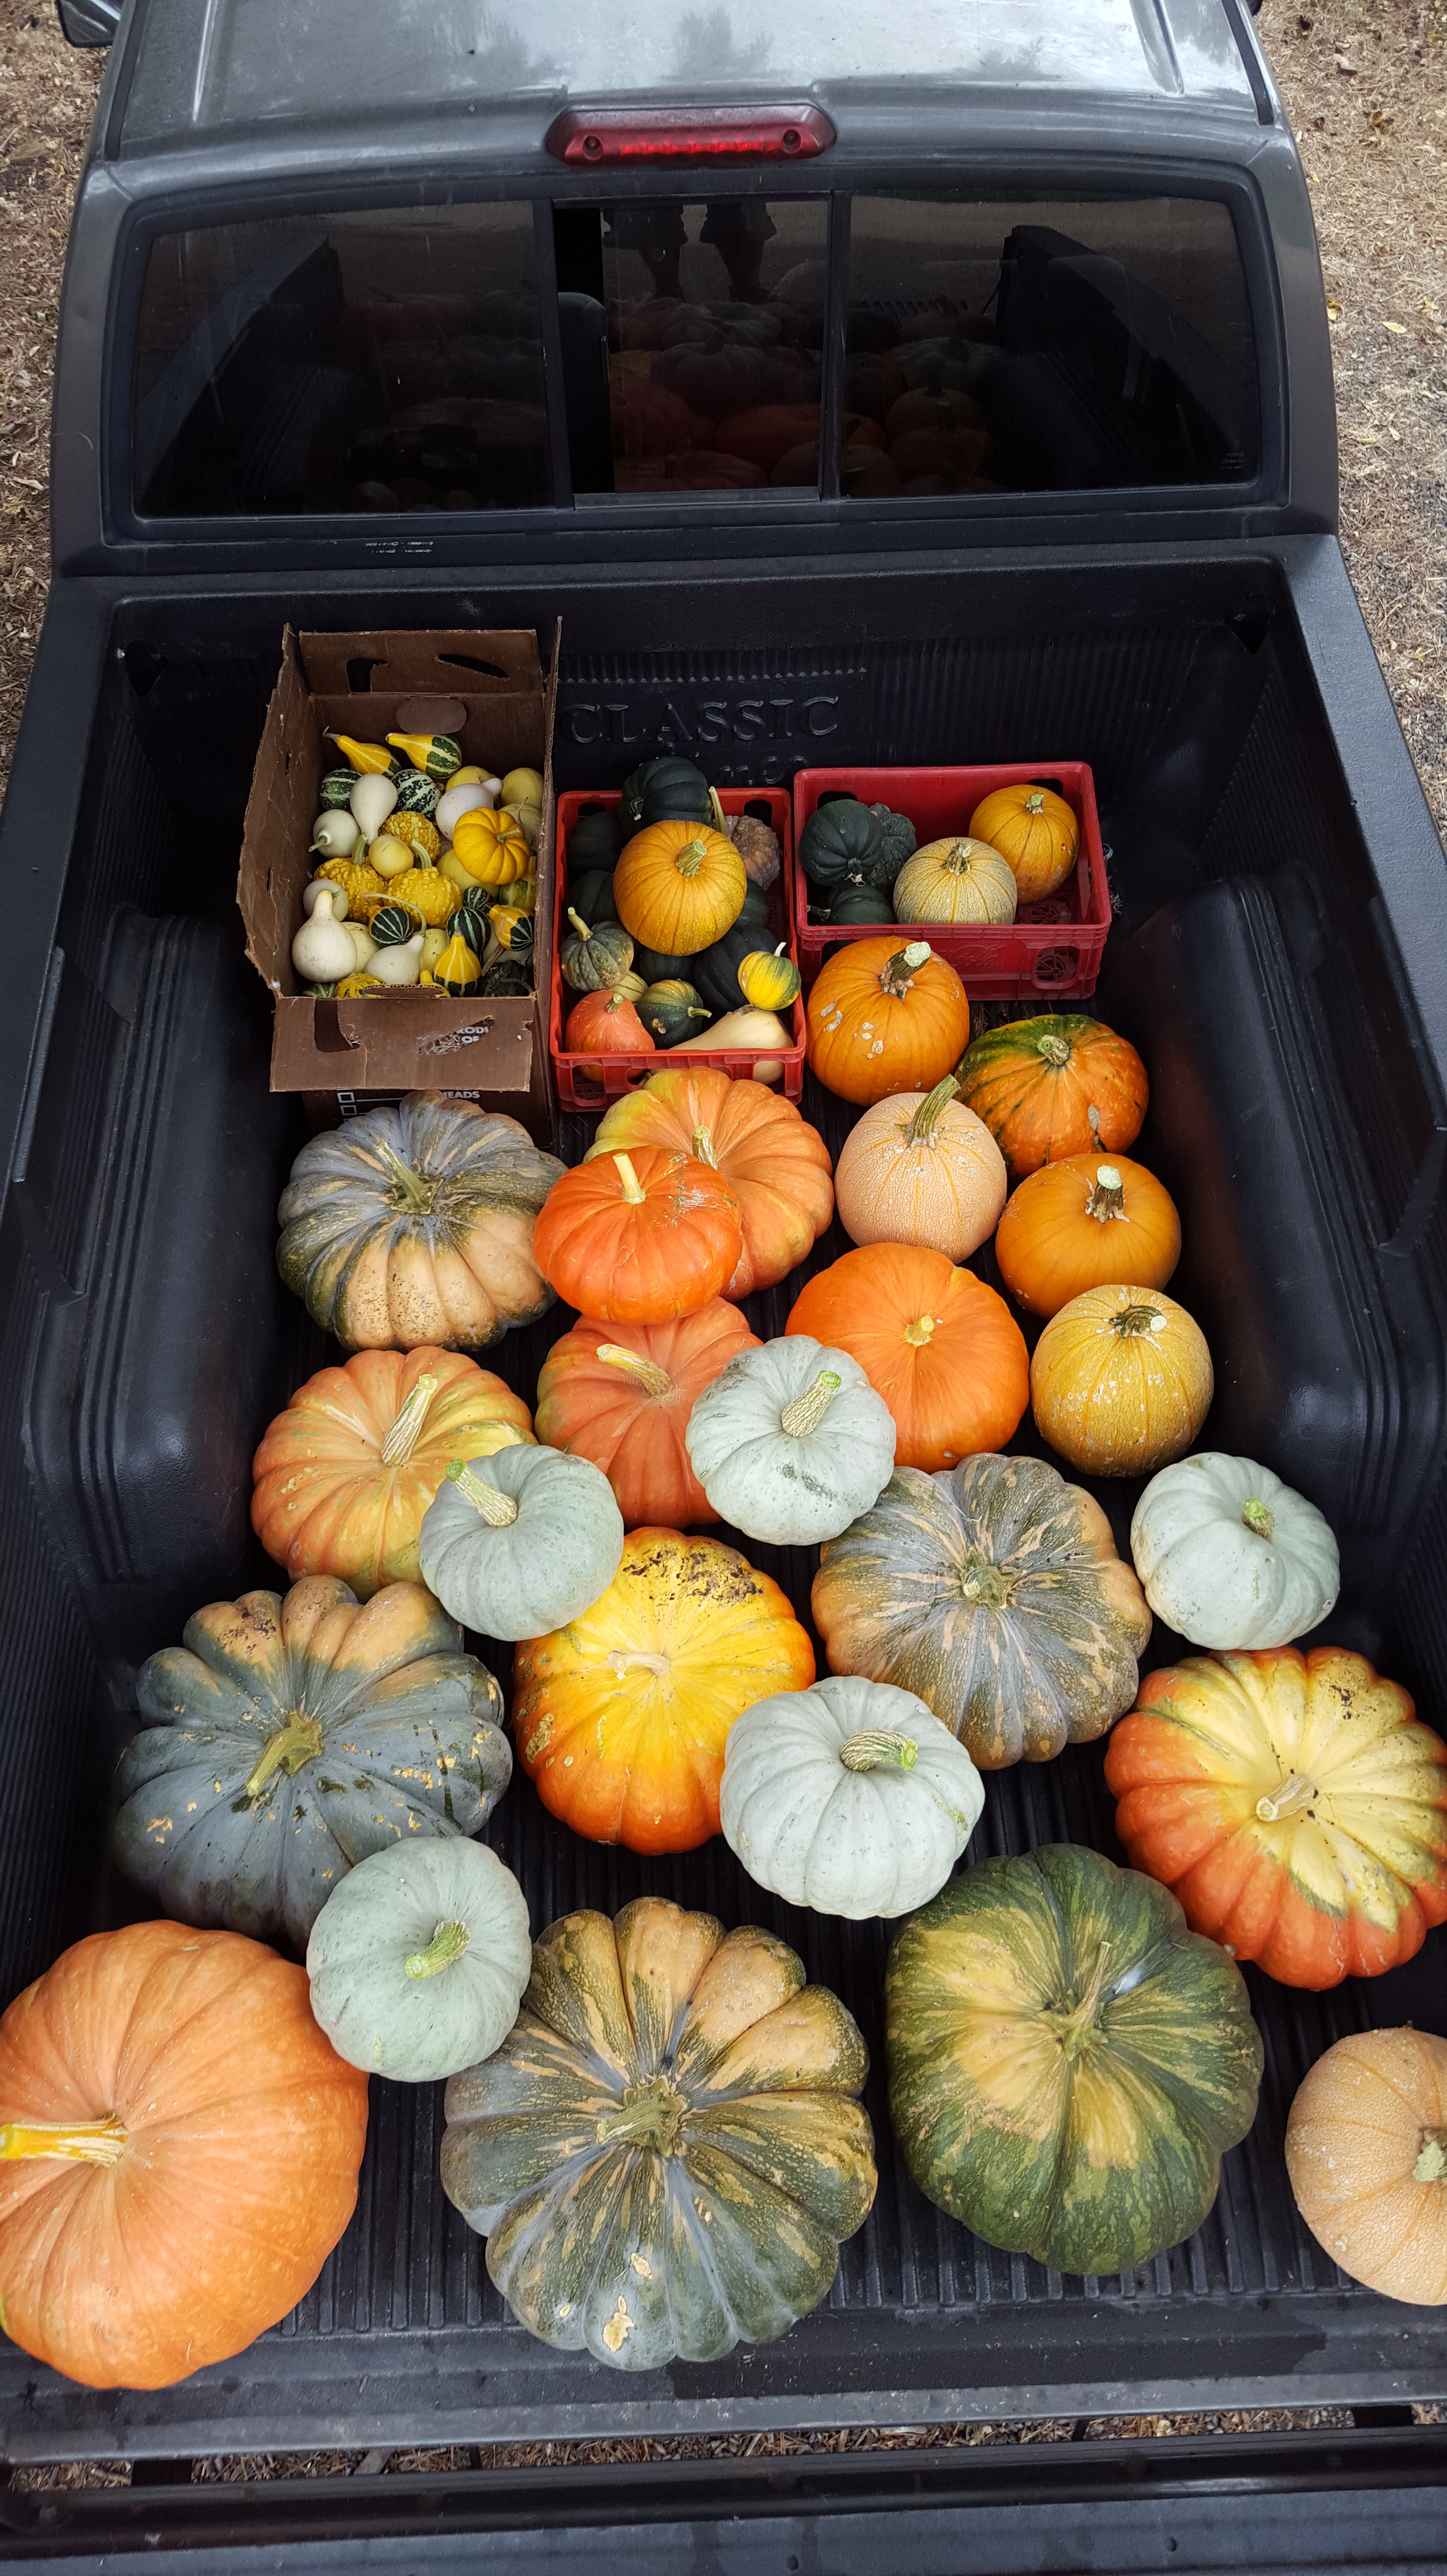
[[3, 0, 1447, 2564]]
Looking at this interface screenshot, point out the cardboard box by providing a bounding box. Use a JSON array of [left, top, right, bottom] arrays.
[[238, 625, 559, 1138]]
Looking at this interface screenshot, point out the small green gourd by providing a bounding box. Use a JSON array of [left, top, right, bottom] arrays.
[[639, 981, 711, 1046], [319, 768, 359, 809], [393, 770, 442, 818], [370, 904, 419, 947], [479, 955, 533, 997], [561, 907, 634, 994]]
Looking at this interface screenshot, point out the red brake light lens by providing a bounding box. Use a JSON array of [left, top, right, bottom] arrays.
[[546, 105, 835, 164]]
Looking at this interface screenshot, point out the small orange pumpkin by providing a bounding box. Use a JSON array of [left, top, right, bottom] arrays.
[[788, 1243, 1029, 1472], [995, 1152, 1181, 1318], [450, 806, 532, 887], [532, 1147, 742, 1324], [535, 1304, 761, 1528], [1288, 2029, 1447, 2300], [613, 820, 746, 959], [969, 784, 1080, 904], [806, 938, 971, 1109], [584, 1067, 834, 1299], [956, 1015, 1148, 1178], [563, 987, 655, 1055], [1030, 1283, 1213, 1477]]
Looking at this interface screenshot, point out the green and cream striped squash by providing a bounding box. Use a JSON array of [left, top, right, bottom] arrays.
[[319, 767, 359, 809], [441, 1897, 877, 2370], [886, 1843, 1263, 2276], [392, 769, 442, 817]]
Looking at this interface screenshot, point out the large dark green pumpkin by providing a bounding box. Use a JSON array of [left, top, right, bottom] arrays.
[[621, 756, 712, 829], [442, 1897, 877, 2369], [886, 1845, 1263, 2276], [799, 799, 890, 891], [566, 807, 626, 875], [113, 1577, 510, 1951]]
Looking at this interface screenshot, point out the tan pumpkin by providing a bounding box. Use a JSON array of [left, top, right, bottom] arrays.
[[892, 838, 1017, 928], [1030, 1283, 1214, 1477], [833, 1075, 1007, 1261], [1287, 2028, 1447, 2303]]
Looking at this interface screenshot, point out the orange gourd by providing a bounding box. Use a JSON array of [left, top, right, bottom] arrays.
[[1107, 1646, 1447, 1988], [563, 988, 654, 1055], [512, 1528, 815, 1852], [956, 1015, 1148, 1178], [832, 1074, 1007, 1261], [251, 1347, 533, 1596], [584, 1068, 834, 1299], [1030, 1283, 1213, 1478], [531, 1147, 742, 1325], [613, 820, 746, 959], [787, 1244, 1029, 1472], [0, 1921, 369, 2390], [806, 938, 971, 1109], [968, 784, 1080, 904], [535, 1304, 761, 1528], [995, 1152, 1181, 1318], [1287, 2029, 1447, 2300]]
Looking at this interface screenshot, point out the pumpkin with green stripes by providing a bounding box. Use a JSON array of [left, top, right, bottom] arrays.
[[886, 1844, 1262, 2276], [441, 1896, 877, 2369]]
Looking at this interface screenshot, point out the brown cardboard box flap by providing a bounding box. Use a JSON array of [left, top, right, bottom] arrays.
[[271, 994, 534, 1094], [299, 630, 545, 700]]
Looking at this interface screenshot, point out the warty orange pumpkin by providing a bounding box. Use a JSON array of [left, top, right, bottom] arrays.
[[806, 938, 971, 1109]]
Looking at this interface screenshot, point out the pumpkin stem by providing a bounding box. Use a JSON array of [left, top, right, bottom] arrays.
[[612, 1152, 647, 1206], [839, 1728, 918, 1773], [1024, 791, 1046, 815], [1047, 1941, 1113, 2058], [381, 1372, 439, 1465], [959, 1557, 1013, 1610], [881, 941, 933, 997], [1109, 1303, 1167, 1339], [597, 1343, 674, 1400], [372, 1135, 436, 1214], [779, 1370, 842, 1438], [1255, 1770, 1317, 1823], [1038, 1032, 1073, 1069], [1414, 2128, 1447, 2184], [404, 1918, 471, 1980], [565, 907, 595, 943], [1242, 1498, 1275, 1541], [243, 1716, 325, 1800], [907, 1076, 960, 1143], [0, 2114, 129, 2168], [1085, 1165, 1126, 1222], [673, 837, 709, 880], [691, 1124, 720, 1169], [903, 1314, 938, 1348], [446, 1459, 520, 1528], [594, 2074, 687, 2156], [607, 1649, 672, 1680]]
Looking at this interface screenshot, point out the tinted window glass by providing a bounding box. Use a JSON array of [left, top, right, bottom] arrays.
[[555, 199, 826, 497], [842, 197, 1258, 498], [132, 205, 551, 517]]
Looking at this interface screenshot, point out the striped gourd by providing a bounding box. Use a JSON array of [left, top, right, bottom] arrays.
[[392, 770, 442, 818], [387, 732, 463, 781], [319, 768, 358, 808]]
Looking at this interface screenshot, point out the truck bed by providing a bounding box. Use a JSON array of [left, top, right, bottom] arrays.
[[2, 538, 1447, 2463]]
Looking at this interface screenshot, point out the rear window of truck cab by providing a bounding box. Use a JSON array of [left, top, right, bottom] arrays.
[[129, 191, 1259, 519]]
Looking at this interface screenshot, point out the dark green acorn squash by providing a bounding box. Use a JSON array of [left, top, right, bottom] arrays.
[[565, 869, 619, 927], [479, 955, 532, 997], [799, 799, 890, 891], [630, 939, 691, 985], [867, 805, 917, 881], [827, 884, 896, 925], [639, 981, 711, 1046], [691, 921, 762, 1016], [886, 1844, 1263, 2277], [566, 808, 627, 875], [621, 756, 712, 830]]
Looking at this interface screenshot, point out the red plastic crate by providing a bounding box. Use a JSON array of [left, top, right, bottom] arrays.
[[552, 787, 805, 1110], [792, 762, 1110, 998]]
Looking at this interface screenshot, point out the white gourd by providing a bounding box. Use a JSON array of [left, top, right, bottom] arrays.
[[436, 779, 499, 837], [350, 773, 399, 837], [368, 933, 426, 987], [342, 921, 376, 972], [306, 1838, 532, 2083], [368, 832, 415, 880], [1130, 1451, 1340, 1649], [291, 887, 356, 984], [678, 1006, 792, 1081], [301, 875, 348, 921], [420, 925, 450, 971], [418, 1443, 625, 1640], [720, 1674, 984, 1918], [310, 810, 361, 859], [684, 1336, 896, 1546]]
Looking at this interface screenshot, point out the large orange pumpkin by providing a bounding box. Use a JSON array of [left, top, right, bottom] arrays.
[[613, 820, 746, 958], [251, 1347, 534, 1596], [1287, 2029, 1447, 2301], [513, 1528, 815, 1852], [806, 938, 971, 1110], [584, 1069, 833, 1300], [1106, 1646, 1447, 1987], [0, 1921, 369, 2389], [995, 1152, 1181, 1318], [1030, 1282, 1213, 1477], [956, 1015, 1148, 1178], [535, 1304, 760, 1528], [532, 1147, 743, 1324], [787, 1244, 1029, 1471]]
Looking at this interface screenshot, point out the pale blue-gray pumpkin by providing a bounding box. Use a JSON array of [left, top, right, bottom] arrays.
[[441, 1897, 877, 2370], [113, 1577, 510, 1951], [418, 1444, 625, 1640], [685, 1335, 896, 1547], [306, 1836, 531, 2082]]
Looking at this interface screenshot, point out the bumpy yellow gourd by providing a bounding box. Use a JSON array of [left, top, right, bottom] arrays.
[[316, 856, 387, 911], [384, 811, 442, 862], [386, 868, 460, 928], [451, 807, 531, 888], [335, 972, 386, 997]]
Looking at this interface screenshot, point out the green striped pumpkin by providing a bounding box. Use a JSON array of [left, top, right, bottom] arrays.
[[886, 1845, 1263, 2276], [441, 1897, 877, 2369], [393, 769, 442, 817], [319, 768, 357, 808]]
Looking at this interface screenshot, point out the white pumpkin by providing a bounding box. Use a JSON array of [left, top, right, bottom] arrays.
[[684, 1335, 896, 1546], [1130, 1451, 1339, 1649], [720, 1675, 984, 1918], [418, 1442, 625, 1640], [306, 1837, 531, 2083]]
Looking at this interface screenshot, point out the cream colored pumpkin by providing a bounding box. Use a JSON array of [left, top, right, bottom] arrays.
[[892, 837, 1018, 928], [1287, 2027, 1447, 2303], [833, 1076, 1007, 1261]]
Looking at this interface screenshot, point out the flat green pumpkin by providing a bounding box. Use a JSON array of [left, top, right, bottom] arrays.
[[885, 1844, 1263, 2277]]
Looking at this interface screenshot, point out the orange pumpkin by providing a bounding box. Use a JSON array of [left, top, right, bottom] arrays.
[[613, 820, 746, 959], [251, 1346, 533, 1596], [1287, 2029, 1447, 2301], [832, 1073, 1006, 1261], [0, 1921, 368, 2390], [806, 938, 971, 1109], [584, 1068, 834, 1300], [450, 805, 532, 887], [995, 1152, 1181, 1318], [512, 1528, 815, 1852], [563, 988, 655, 1055], [968, 784, 1080, 905], [532, 1147, 742, 1325], [787, 1243, 1029, 1472], [956, 1015, 1148, 1178], [1030, 1283, 1213, 1477], [1106, 1646, 1447, 1988], [535, 1304, 761, 1528]]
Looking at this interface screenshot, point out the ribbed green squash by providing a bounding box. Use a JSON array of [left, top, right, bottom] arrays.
[[639, 980, 711, 1046], [886, 1844, 1263, 2275], [827, 884, 895, 925], [566, 869, 619, 927], [566, 808, 627, 875], [867, 805, 917, 880], [561, 908, 634, 993], [441, 1897, 877, 2369], [319, 768, 358, 809], [621, 756, 712, 829], [799, 800, 888, 891]]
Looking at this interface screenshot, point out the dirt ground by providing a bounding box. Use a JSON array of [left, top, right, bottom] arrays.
[[1, 0, 1445, 2493]]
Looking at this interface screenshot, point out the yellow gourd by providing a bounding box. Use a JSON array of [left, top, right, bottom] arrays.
[[450, 766, 490, 788], [384, 811, 442, 862], [386, 868, 459, 928], [420, 926, 450, 971], [386, 732, 462, 781], [736, 945, 802, 1012], [512, 875, 537, 915], [316, 856, 387, 912], [330, 736, 395, 775], [451, 807, 531, 887], [367, 834, 415, 881], [434, 934, 482, 996], [335, 972, 386, 997], [487, 906, 531, 952], [500, 767, 543, 812]]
